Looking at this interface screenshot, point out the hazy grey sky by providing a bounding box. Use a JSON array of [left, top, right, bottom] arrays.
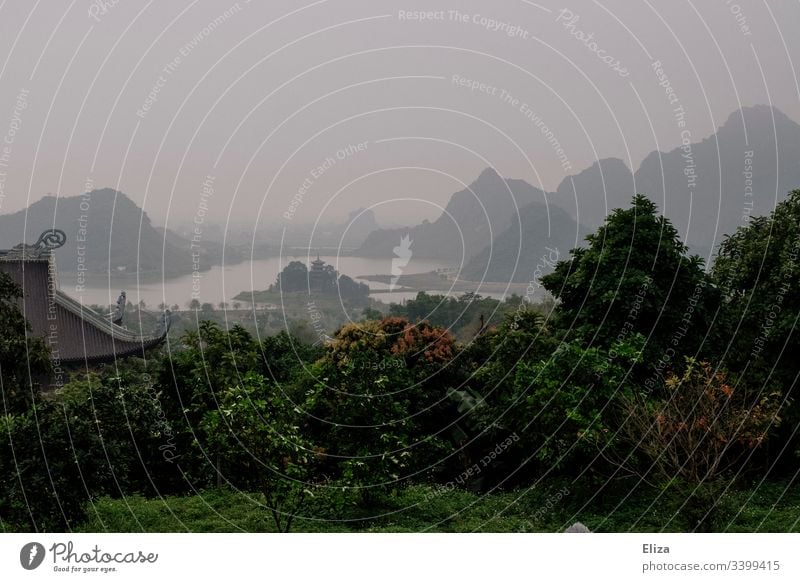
[[0, 0, 798, 230]]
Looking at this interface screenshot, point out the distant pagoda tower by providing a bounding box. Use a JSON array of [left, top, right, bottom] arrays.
[[308, 252, 327, 292]]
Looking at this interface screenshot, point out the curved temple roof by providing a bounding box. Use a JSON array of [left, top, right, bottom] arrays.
[[0, 229, 169, 364]]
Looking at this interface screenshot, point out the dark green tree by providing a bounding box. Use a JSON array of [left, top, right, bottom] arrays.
[[259, 330, 323, 384], [276, 261, 309, 292], [711, 189, 800, 451], [158, 322, 261, 489], [540, 194, 715, 375], [505, 336, 642, 476], [158, 322, 319, 489], [0, 368, 173, 531]]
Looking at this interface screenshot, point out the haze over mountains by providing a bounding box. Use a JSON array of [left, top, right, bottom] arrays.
[[358, 105, 800, 282], [551, 106, 800, 258], [2, 106, 798, 285], [354, 167, 548, 262], [0, 189, 234, 276]]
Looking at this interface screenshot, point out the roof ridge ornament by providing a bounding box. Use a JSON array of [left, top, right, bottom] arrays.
[[3, 228, 67, 260], [34, 228, 67, 252]]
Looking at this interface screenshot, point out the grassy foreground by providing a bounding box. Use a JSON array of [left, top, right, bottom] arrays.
[[74, 481, 800, 533]]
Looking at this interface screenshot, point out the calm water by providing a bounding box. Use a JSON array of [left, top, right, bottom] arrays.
[[57, 256, 456, 308]]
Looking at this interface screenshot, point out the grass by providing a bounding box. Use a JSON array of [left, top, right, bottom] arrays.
[[74, 480, 800, 533]]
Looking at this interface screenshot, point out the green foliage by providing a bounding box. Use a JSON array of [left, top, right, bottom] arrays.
[[0, 368, 174, 531], [157, 322, 260, 489], [467, 308, 559, 404], [259, 330, 323, 383], [201, 372, 319, 532], [540, 195, 715, 370], [158, 322, 318, 490], [503, 337, 642, 475], [0, 271, 51, 414], [302, 317, 457, 498], [275, 260, 309, 292], [711, 189, 800, 440], [389, 291, 513, 340], [73, 480, 800, 533]]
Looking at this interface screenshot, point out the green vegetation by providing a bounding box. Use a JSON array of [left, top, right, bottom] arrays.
[[73, 481, 800, 533], [3, 191, 800, 533]]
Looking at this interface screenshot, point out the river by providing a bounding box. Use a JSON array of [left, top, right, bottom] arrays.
[[57, 255, 461, 308]]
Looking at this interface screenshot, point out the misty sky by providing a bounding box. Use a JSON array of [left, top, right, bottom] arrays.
[[0, 0, 798, 232]]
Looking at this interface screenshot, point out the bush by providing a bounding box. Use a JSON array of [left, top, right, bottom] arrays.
[[621, 359, 781, 531], [0, 369, 176, 531]]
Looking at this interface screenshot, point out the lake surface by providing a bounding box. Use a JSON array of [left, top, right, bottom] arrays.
[[57, 255, 464, 308]]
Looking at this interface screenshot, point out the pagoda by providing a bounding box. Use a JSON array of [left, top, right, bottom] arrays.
[[308, 252, 332, 292]]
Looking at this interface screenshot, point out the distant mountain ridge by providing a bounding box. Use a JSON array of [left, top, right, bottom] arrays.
[[549, 157, 636, 230], [357, 105, 800, 282], [460, 201, 588, 284], [549, 105, 800, 257], [354, 168, 547, 261], [634, 105, 800, 256], [0, 188, 232, 276], [5, 106, 797, 285]]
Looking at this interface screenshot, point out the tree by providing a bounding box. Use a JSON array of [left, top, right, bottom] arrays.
[[0, 367, 176, 530], [361, 307, 383, 321], [621, 359, 780, 531], [711, 189, 800, 437], [390, 291, 508, 339], [336, 273, 369, 299], [158, 322, 320, 490], [258, 330, 322, 384], [499, 335, 642, 480], [302, 317, 456, 499], [187, 298, 201, 311], [157, 322, 261, 489], [0, 272, 51, 414], [540, 194, 715, 374], [276, 261, 308, 292], [202, 372, 319, 532]]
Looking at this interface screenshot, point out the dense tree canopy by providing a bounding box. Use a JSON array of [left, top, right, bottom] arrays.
[[712, 190, 800, 375], [301, 317, 457, 496], [540, 194, 716, 375], [711, 189, 800, 449], [3, 191, 799, 533]]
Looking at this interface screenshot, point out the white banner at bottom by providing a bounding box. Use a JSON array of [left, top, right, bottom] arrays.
[[1, 533, 797, 581]]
